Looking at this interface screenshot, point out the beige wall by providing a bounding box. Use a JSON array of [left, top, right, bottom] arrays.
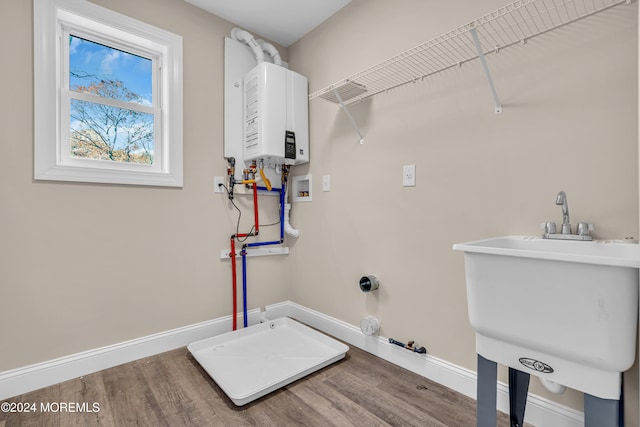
[[1, 0, 639, 423], [288, 0, 638, 417], [0, 0, 290, 370]]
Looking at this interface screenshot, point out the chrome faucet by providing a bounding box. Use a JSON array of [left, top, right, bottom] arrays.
[[555, 191, 570, 234], [542, 190, 593, 241]]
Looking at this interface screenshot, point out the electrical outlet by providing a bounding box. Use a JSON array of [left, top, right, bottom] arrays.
[[403, 165, 416, 187], [214, 176, 225, 193]]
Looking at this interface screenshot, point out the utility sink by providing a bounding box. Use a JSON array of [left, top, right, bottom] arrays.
[[453, 236, 639, 399]]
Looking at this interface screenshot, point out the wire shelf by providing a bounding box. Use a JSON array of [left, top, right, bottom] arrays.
[[310, 0, 632, 105]]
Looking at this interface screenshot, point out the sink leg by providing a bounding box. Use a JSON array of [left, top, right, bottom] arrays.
[[477, 354, 498, 427], [508, 368, 530, 427], [584, 393, 620, 427]]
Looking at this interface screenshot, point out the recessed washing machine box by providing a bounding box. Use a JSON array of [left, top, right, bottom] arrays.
[[243, 62, 309, 165]]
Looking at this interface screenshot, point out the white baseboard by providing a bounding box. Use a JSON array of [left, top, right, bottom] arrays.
[[0, 314, 238, 400], [0, 301, 584, 427]]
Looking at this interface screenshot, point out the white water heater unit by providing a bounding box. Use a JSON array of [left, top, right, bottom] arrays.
[[243, 62, 309, 166]]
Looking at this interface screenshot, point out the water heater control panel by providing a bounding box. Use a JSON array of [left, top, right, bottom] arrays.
[[284, 131, 296, 160]]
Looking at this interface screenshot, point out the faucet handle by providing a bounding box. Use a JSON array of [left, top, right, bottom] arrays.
[[540, 222, 557, 235], [577, 223, 594, 236]]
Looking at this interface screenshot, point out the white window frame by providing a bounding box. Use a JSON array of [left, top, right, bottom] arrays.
[[34, 0, 183, 187]]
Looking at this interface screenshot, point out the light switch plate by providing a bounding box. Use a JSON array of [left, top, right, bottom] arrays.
[[403, 165, 416, 187], [322, 175, 331, 192]]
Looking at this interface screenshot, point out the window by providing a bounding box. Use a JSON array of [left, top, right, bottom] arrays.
[[66, 35, 155, 165], [34, 0, 183, 187]]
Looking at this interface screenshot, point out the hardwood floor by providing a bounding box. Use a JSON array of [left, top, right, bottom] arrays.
[[1, 341, 524, 426]]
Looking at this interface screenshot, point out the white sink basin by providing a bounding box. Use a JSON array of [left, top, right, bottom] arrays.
[[453, 236, 639, 399]]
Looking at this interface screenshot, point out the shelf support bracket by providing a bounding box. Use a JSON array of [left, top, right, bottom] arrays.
[[469, 27, 502, 114], [333, 89, 365, 144]]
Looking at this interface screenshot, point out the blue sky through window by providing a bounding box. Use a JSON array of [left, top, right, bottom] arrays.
[[68, 35, 154, 164], [69, 35, 152, 105]]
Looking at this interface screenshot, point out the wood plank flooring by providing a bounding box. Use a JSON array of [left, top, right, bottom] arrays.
[[1, 338, 526, 426]]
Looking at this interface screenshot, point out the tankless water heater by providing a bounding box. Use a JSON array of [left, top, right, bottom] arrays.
[[243, 62, 309, 165]]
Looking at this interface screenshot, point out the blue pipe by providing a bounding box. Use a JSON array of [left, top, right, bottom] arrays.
[[246, 240, 282, 248], [241, 247, 248, 328], [279, 183, 285, 240], [245, 184, 286, 249], [256, 186, 281, 192]]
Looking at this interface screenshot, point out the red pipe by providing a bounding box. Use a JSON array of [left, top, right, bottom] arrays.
[[230, 236, 237, 331], [232, 185, 260, 240], [228, 183, 260, 331], [252, 183, 259, 234]]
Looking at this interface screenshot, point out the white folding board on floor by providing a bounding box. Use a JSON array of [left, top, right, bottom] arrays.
[[188, 317, 349, 406]]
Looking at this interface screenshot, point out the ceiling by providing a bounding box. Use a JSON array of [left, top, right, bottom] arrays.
[[184, 0, 352, 47]]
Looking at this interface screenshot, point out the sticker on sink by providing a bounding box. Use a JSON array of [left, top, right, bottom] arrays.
[[519, 358, 554, 373]]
